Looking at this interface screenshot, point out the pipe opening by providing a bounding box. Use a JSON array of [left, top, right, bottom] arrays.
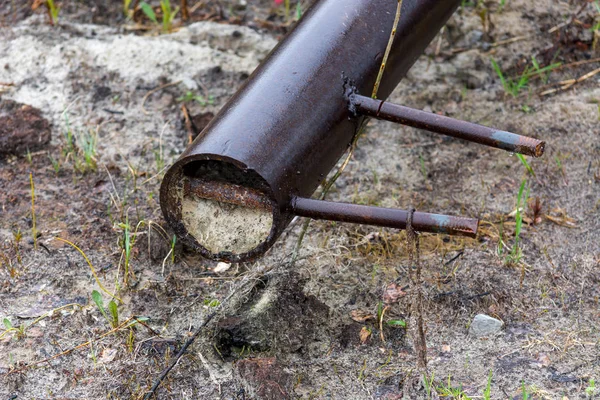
[[179, 160, 276, 259]]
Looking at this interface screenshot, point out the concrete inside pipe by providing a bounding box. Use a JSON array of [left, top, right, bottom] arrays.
[[179, 160, 276, 258]]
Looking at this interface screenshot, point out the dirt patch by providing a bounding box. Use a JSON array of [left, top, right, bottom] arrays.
[[1, 1, 600, 399], [0, 99, 51, 156]]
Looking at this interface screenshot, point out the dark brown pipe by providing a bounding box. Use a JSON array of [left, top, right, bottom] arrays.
[[291, 197, 478, 237], [161, 0, 465, 262], [351, 94, 545, 157]]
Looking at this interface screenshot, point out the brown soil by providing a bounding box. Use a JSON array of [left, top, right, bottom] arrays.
[[1, 1, 599, 399]]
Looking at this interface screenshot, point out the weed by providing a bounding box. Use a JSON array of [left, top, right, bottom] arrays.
[[491, 58, 529, 97], [123, 0, 133, 17], [48, 152, 60, 174], [25, 148, 32, 164], [357, 359, 367, 380], [153, 148, 164, 173], [483, 370, 493, 400], [423, 372, 435, 400], [506, 179, 528, 265], [586, 378, 597, 397], [1, 303, 82, 341], [531, 55, 557, 84], [1, 318, 26, 340], [591, 1, 600, 50], [516, 154, 535, 177], [118, 217, 134, 285], [140, 1, 180, 33], [55, 237, 122, 302], [160, 0, 180, 32], [497, 217, 504, 257], [491, 57, 561, 97], [376, 301, 384, 322], [29, 172, 37, 250], [62, 114, 76, 157], [46, 0, 59, 25], [177, 91, 214, 106], [92, 290, 119, 328], [284, 0, 290, 21], [204, 298, 221, 308], [387, 319, 406, 327], [521, 381, 529, 400], [140, 2, 158, 23], [78, 128, 98, 172], [436, 376, 472, 399]]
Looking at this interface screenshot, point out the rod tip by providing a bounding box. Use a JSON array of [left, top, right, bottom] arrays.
[[534, 140, 546, 158]]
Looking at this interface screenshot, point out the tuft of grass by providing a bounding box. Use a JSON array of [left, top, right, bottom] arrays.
[[140, 0, 180, 32], [160, 0, 180, 32], [48, 152, 61, 174], [509, 179, 528, 265], [436, 376, 472, 399], [491, 57, 561, 97], [92, 290, 119, 328], [423, 372, 436, 400], [79, 128, 98, 172]]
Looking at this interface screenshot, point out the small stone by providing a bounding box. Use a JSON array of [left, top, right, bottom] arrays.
[[214, 262, 231, 273], [469, 314, 503, 337]]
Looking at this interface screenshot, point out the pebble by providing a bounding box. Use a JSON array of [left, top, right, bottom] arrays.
[[469, 314, 503, 337]]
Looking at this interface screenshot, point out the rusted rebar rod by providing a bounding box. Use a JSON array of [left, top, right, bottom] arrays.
[[291, 197, 478, 237], [351, 94, 545, 157]]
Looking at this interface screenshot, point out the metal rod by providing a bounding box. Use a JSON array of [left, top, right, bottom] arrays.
[[291, 197, 478, 237], [185, 179, 273, 211], [351, 94, 545, 157]]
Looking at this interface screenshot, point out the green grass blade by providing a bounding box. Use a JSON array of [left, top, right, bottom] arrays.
[[92, 290, 110, 322], [140, 2, 158, 24], [516, 154, 535, 176], [108, 300, 119, 328]]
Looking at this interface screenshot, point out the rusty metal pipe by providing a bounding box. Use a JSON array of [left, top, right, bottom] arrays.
[[291, 197, 478, 237], [351, 94, 545, 157], [161, 0, 464, 262]]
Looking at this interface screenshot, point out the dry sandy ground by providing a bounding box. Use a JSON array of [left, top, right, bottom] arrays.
[[1, 0, 599, 399]]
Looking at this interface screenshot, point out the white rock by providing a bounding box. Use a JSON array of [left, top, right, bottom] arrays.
[[214, 262, 231, 273], [469, 314, 503, 337]]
